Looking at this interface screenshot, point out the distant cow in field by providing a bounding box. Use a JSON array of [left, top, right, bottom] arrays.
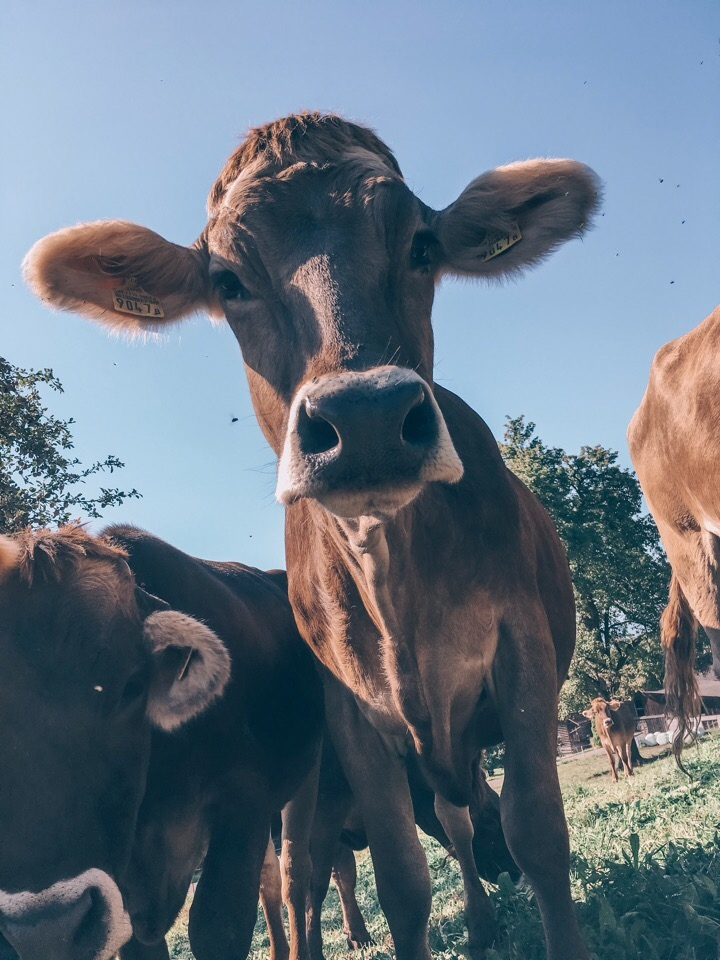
[[25, 112, 601, 960], [628, 306, 720, 752], [582, 698, 637, 782], [0, 525, 322, 960]]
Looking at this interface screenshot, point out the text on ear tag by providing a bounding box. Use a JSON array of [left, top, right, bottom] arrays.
[[476, 223, 522, 263], [113, 278, 165, 318]]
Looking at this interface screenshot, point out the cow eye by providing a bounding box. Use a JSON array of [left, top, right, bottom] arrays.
[[120, 671, 147, 707], [410, 232, 436, 273], [213, 270, 248, 302]]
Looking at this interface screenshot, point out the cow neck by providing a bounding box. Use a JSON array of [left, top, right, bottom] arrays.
[[329, 512, 433, 753]]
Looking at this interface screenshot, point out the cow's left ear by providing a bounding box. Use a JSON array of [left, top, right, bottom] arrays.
[[143, 611, 231, 731], [581, 708, 594, 719], [608, 699, 622, 710], [23, 220, 220, 335], [435, 159, 602, 280]]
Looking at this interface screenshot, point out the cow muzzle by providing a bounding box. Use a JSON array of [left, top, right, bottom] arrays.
[[603, 718, 614, 728], [0, 870, 132, 960], [276, 367, 463, 519]]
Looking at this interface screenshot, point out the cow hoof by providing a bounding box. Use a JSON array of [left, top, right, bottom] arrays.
[[468, 941, 491, 960], [346, 934, 375, 950]]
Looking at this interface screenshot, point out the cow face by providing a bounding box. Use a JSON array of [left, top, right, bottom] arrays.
[[583, 698, 621, 730], [0, 530, 230, 960], [23, 113, 601, 521]]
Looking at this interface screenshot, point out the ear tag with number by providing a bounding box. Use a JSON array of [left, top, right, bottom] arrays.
[[112, 278, 165, 318], [476, 223, 522, 263]]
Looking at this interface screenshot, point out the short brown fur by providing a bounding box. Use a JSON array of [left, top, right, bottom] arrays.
[[6, 524, 128, 586]]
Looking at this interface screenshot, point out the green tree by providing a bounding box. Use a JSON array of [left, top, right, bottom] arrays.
[[499, 416, 710, 716], [0, 357, 140, 532]]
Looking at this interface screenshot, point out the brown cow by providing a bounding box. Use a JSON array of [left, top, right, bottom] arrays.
[[0, 526, 323, 960], [24, 112, 601, 960], [628, 306, 720, 754], [582, 698, 636, 782]]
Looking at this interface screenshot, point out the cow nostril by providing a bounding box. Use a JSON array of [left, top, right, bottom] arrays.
[[401, 394, 437, 447], [297, 402, 340, 456]]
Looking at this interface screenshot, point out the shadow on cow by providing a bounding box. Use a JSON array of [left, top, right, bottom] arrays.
[[0, 525, 323, 960]]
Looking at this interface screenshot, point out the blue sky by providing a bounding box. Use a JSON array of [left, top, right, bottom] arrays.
[[2, 0, 718, 568]]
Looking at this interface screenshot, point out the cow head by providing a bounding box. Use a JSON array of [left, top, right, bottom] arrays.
[[583, 697, 621, 730], [0, 527, 230, 960], [24, 113, 600, 521]]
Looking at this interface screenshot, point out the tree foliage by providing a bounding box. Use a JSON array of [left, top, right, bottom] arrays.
[[0, 357, 140, 533], [499, 416, 710, 716]]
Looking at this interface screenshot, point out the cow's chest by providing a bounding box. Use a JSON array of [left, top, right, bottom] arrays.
[[292, 541, 500, 753]]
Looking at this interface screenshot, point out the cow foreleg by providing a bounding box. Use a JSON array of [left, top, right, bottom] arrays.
[[260, 835, 290, 960], [620, 741, 634, 778], [433, 797, 495, 959], [324, 679, 432, 960], [495, 624, 590, 960], [281, 753, 321, 960], [307, 749, 354, 960], [188, 812, 269, 960], [331, 843, 374, 950], [603, 744, 619, 782]]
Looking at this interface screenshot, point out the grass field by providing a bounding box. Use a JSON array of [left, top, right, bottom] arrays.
[[167, 736, 720, 959]]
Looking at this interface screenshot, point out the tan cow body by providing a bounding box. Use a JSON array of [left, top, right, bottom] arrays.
[[628, 306, 720, 747], [24, 113, 601, 960], [582, 698, 636, 782]]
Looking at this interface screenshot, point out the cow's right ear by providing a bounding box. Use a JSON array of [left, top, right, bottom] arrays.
[[0, 536, 21, 581], [143, 610, 231, 731], [23, 221, 220, 335], [581, 708, 594, 719]]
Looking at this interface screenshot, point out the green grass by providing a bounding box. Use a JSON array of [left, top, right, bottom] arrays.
[[168, 736, 720, 959]]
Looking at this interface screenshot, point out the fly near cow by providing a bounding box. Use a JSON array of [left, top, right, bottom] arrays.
[[24, 112, 601, 960]]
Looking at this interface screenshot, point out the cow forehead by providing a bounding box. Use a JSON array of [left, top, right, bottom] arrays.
[[69, 557, 138, 617], [1, 558, 143, 672], [211, 146, 403, 214], [209, 158, 419, 260]]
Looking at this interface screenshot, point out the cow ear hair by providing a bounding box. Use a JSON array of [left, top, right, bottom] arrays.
[[0, 535, 21, 581], [23, 220, 221, 335], [435, 159, 602, 281], [581, 708, 594, 719], [608, 699, 622, 709], [143, 611, 231, 731]]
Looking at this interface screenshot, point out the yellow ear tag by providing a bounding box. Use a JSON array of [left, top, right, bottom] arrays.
[[476, 223, 522, 263], [112, 278, 165, 319]]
